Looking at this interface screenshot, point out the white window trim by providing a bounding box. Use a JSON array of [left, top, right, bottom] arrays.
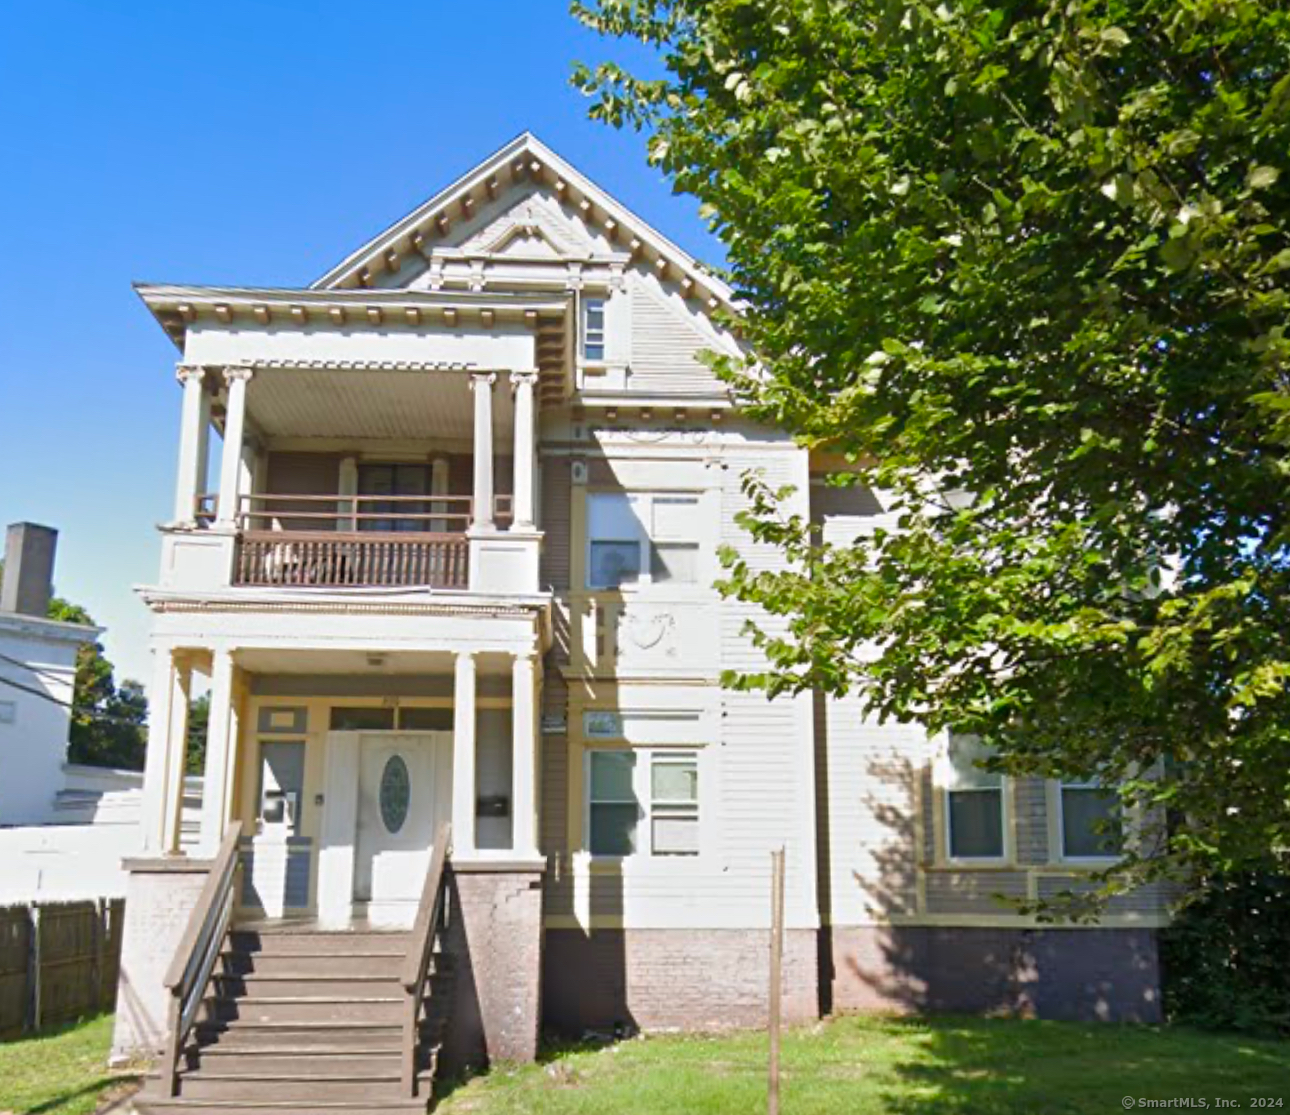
[[585, 489, 705, 591], [1053, 778, 1124, 864], [583, 744, 703, 862]]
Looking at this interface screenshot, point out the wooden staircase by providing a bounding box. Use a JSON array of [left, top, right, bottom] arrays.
[[138, 822, 455, 1115], [134, 926, 452, 1115]]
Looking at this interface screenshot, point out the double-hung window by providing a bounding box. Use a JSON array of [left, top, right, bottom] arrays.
[[586, 492, 702, 589], [944, 734, 1005, 860], [582, 297, 606, 362], [586, 748, 700, 857], [1059, 779, 1123, 859]]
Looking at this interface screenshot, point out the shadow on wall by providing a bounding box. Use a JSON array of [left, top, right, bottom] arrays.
[[820, 742, 1162, 1024]]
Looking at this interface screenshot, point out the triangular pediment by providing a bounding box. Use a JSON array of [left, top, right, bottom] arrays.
[[310, 133, 734, 313]]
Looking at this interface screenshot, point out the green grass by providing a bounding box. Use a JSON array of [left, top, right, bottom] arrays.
[[437, 1014, 1290, 1115], [0, 1015, 139, 1115]]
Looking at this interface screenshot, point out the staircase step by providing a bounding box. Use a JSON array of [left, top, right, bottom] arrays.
[[215, 975, 404, 1000], [185, 1051, 402, 1076], [195, 1022, 401, 1048], [136, 1100, 427, 1115], [230, 931, 409, 957], [177, 1075, 413, 1102], [211, 997, 402, 1025], [222, 953, 403, 978]]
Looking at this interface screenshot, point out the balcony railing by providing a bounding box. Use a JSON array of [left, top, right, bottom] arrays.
[[212, 493, 511, 589]]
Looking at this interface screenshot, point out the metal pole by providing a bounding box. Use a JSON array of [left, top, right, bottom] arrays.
[[768, 846, 785, 1115]]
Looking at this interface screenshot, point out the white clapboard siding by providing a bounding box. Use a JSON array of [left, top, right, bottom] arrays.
[[628, 276, 728, 395]]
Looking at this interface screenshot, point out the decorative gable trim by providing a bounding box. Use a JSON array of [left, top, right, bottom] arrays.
[[310, 133, 736, 317]]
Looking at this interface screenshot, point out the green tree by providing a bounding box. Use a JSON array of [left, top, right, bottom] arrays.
[[45, 590, 148, 770], [185, 692, 209, 775], [575, 0, 1290, 901]]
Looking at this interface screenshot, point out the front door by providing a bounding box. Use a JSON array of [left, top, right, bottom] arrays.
[[353, 731, 452, 922]]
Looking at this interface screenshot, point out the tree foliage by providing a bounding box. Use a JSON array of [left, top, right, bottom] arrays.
[[574, 0, 1290, 897]]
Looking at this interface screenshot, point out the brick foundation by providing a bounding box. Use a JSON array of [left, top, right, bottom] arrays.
[[826, 924, 1162, 1023], [110, 857, 211, 1063], [543, 927, 818, 1035], [440, 862, 544, 1071]]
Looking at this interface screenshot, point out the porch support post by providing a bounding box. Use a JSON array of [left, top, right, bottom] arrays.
[[216, 366, 254, 528], [452, 651, 477, 856], [511, 651, 538, 857], [160, 658, 192, 854], [198, 648, 236, 856], [140, 649, 181, 854], [172, 365, 209, 525], [338, 455, 359, 532], [510, 370, 538, 530], [469, 371, 496, 531]]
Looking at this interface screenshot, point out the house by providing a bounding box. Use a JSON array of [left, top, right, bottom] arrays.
[[0, 523, 102, 827], [112, 134, 1167, 1112]]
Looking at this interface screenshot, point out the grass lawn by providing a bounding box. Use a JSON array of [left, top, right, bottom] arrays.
[[0, 1015, 139, 1115], [438, 1014, 1290, 1115]]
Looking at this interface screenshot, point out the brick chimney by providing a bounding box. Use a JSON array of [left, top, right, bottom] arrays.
[[1, 522, 58, 617]]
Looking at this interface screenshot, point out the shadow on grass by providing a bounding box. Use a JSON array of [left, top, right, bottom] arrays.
[[23, 1075, 140, 1115]]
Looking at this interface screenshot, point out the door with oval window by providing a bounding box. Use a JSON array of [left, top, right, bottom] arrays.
[[353, 731, 452, 920]]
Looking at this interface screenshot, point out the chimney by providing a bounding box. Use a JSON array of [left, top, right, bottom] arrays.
[[1, 523, 58, 617]]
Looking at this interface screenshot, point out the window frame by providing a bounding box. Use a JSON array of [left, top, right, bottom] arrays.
[[582, 296, 607, 363], [584, 490, 704, 591], [1055, 778, 1124, 863], [939, 734, 1011, 865], [583, 745, 702, 860]]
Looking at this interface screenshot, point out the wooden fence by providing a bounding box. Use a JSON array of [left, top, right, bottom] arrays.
[[0, 900, 123, 1039]]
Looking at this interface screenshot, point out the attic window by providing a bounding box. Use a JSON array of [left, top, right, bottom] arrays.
[[583, 297, 606, 362]]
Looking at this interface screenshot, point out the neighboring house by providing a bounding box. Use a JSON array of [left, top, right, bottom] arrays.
[[0, 521, 202, 902], [0, 523, 101, 826], [114, 134, 1166, 1111]]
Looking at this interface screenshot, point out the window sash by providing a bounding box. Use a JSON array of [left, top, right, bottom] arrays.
[[586, 748, 701, 858], [583, 298, 606, 362], [586, 491, 701, 589], [946, 786, 1005, 859], [1060, 783, 1123, 859]]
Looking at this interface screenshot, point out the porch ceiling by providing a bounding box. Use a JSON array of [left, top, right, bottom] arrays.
[[245, 366, 514, 442]]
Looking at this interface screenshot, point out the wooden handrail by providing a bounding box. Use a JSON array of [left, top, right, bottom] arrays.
[[400, 822, 452, 1097], [161, 821, 243, 1096]]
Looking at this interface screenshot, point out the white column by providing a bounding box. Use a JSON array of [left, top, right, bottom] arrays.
[[160, 659, 192, 854], [511, 651, 538, 857], [510, 370, 538, 530], [199, 649, 236, 855], [469, 372, 496, 531], [338, 456, 359, 531], [452, 651, 477, 856], [216, 366, 254, 528], [172, 365, 209, 524], [139, 649, 178, 855]]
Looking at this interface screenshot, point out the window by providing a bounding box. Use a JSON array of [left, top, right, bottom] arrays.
[[329, 706, 453, 731], [583, 297, 606, 362], [586, 492, 702, 589], [358, 463, 430, 533], [1060, 780, 1123, 859], [945, 734, 1005, 859], [586, 748, 701, 857]]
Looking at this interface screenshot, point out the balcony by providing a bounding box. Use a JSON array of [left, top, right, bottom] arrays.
[[191, 493, 515, 589]]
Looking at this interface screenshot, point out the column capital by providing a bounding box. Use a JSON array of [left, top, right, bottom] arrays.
[[223, 365, 255, 385], [454, 649, 478, 664], [509, 368, 539, 390], [176, 363, 207, 385], [468, 370, 498, 390]]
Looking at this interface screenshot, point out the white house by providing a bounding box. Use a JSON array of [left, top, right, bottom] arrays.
[[115, 134, 1168, 1114]]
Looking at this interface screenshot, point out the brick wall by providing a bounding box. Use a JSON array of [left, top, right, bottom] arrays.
[[827, 924, 1162, 1023], [544, 927, 818, 1035], [441, 865, 544, 1071]]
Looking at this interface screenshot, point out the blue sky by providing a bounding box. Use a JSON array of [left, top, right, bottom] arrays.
[[0, 0, 714, 686]]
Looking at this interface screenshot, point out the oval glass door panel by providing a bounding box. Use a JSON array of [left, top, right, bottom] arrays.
[[379, 755, 411, 834]]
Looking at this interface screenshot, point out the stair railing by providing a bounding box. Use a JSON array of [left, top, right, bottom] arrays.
[[160, 821, 244, 1096], [400, 821, 453, 1097]]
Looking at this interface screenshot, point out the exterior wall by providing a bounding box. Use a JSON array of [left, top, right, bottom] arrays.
[[827, 925, 1162, 1023], [441, 865, 543, 1069], [0, 617, 89, 826], [110, 858, 210, 1062], [544, 927, 817, 1035]]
